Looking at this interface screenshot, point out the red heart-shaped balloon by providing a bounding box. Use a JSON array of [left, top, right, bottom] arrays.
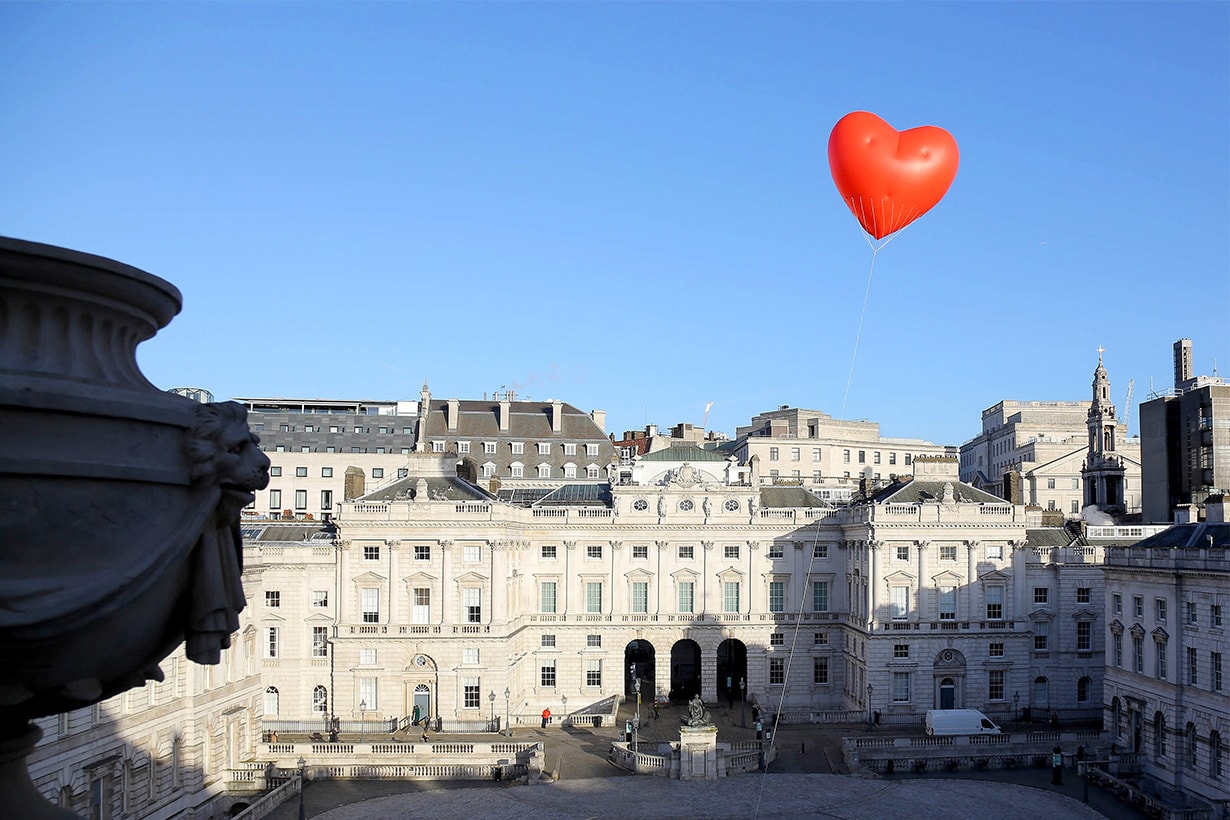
[[828, 111, 959, 240]]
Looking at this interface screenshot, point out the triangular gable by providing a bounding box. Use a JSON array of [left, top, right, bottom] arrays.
[[883, 569, 916, 584], [402, 571, 439, 584], [931, 570, 965, 586], [453, 571, 489, 584], [352, 571, 387, 583]]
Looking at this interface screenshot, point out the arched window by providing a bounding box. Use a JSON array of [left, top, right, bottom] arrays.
[[312, 685, 328, 714], [1077, 676, 1091, 703], [264, 686, 279, 716], [1210, 730, 1223, 778], [1154, 711, 1166, 759], [1186, 722, 1198, 769], [536, 463, 551, 478]]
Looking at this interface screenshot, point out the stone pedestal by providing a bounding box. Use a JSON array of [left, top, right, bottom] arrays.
[[678, 725, 719, 781]]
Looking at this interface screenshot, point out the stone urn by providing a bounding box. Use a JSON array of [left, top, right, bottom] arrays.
[[0, 238, 269, 817]]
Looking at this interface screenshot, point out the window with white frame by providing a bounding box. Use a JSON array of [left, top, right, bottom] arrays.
[[990, 642, 1004, 657], [587, 544, 602, 559], [363, 543, 380, 561], [1077, 621, 1092, 651], [510, 462, 524, 478], [536, 463, 551, 478], [631, 581, 648, 613], [586, 634, 601, 647], [371, 468, 384, 479], [723, 581, 740, 613], [1188, 646, 1198, 684], [264, 686, 279, 714], [585, 658, 602, 687], [541, 544, 557, 559], [678, 581, 694, 613], [412, 588, 430, 623], [770, 632, 784, 646], [540, 581, 557, 613], [463, 587, 482, 623], [1134, 596, 1143, 618], [813, 543, 828, 559], [678, 544, 694, 560], [986, 543, 1003, 560], [481, 462, 496, 478], [1187, 601, 1198, 625], [893, 643, 909, 658], [312, 590, 329, 608], [1214, 604, 1223, 627], [768, 581, 784, 613], [361, 588, 380, 623], [457, 441, 470, 454], [791, 447, 801, 461], [1113, 593, 1122, 614], [939, 544, 957, 561], [265, 627, 279, 658], [585, 582, 603, 613], [268, 489, 282, 510], [483, 442, 497, 454], [985, 585, 1004, 620], [563, 463, 577, 478], [769, 657, 785, 685], [939, 585, 956, 620], [812, 580, 829, 612], [1134, 635, 1144, 673], [312, 626, 328, 657], [1034, 621, 1050, 651], [563, 443, 576, 456], [813, 657, 829, 684], [1156, 598, 1167, 622], [586, 464, 600, 479], [537, 442, 550, 455], [890, 586, 910, 620], [814, 630, 828, 645], [464, 543, 480, 562], [265, 590, 281, 608], [768, 542, 784, 559], [1034, 587, 1049, 605], [511, 442, 524, 454], [431, 441, 445, 453], [359, 677, 377, 710], [462, 678, 480, 709], [294, 489, 307, 509], [1212, 652, 1223, 691], [1156, 638, 1168, 679], [414, 544, 431, 561], [541, 634, 555, 647], [463, 647, 480, 665], [892, 671, 910, 702], [586, 443, 599, 457], [724, 544, 740, 559], [989, 669, 1005, 700], [896, 544, 909, 561], [632, 544, 648, 559], [313, 685, 328, 713], [1114, 632, 1123, 667], [1077, 587, 1092, 604], [541, 661, 556, 688]]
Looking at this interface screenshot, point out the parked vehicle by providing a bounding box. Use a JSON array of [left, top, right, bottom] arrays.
[[925, 709, 1002, 736]]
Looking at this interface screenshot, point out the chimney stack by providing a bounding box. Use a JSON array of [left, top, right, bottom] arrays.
[[551, 399, 563, 434], [499, 396, 511, 432], [447, 398, 459, 432]]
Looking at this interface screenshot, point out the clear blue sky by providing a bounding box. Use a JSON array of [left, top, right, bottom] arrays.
[[3, 2, 1227, 447]]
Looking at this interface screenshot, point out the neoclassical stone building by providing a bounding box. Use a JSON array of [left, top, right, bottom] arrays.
[[249, 452, 1107, 732]]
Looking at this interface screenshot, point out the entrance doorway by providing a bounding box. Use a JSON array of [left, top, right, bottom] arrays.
[[716, 639, 747, 705], [670, 639, 701, 701], [413, 683, 431, 726], [624, 640, 656, 696], [939, 678, 956, 709]]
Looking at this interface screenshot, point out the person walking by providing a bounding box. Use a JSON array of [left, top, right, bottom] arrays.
[[541, 707, 552, 728]]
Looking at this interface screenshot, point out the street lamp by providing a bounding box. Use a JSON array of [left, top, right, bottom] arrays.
[[296, 756, 306, 820], [740, 677, 746, 728], [561, 693, 568, 727], [489, 691, 496, 732], [866, 684, 874, 729], [1013, 691, 1020, 723], [359, 699, 366, 744], [504, 687, 511, 738]]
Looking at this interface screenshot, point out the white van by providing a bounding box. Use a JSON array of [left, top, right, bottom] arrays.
[[924, 709, 1002, 736]]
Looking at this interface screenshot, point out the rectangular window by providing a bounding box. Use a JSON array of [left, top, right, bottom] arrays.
[[1157, 641, 1168, 679], [431, 441, 445, 453], [321, 489, 333, 510], [586, 634, 601, 647], [873, 451, 881, 464], [511, 442, 524, 454], [295, 466, 308, 478], [587, 544, 602, 559], [359, 677, 377, 710], [265, 627, 279, 658], [361, 588, 380, 623], [1156, 599, 1167, 622], [896, 544, 909, 561], [1214, 605, 1223, 627], [989, 669, 1005, 701], [1077, 621, 1091, 651], [563, 443, 576, 456], [769, 447, 779, 461], [858, 450, 866, 463], [768, 542, 783, 559], [1113, 593, 1122, 614], [723, 581, 740, 613], [463, 647, 479, 665], [939, 585, 956, 620], [633, 544, 648, 559], [889, 452, 897, 465], [770, 632, 784, 646], [541, 544, 557, 559], [585, 659, 602, 687], [414, 544, 431, 561], [814, 631, 829, 645], [1134, 596, 1143, 618], [372, 468, 384, 479], [1047, 478, 1056, 489], [842, 449, 851, 463], [891, 586, 910, 620], [541, 661, 556, 688], [270, 466, 282, 477], [511, 462, 524, 478], [768, 581, 784, 613], [1187, 601, 1198, 625], [360, 648, 377, 665], [1114, 632, 1123, 667], [1134, 635, 1144, 673], [363, 544, 380, 561], [1188, 647, 1198, 684], [457, 441, 470, 454], [893, 644, 909, 658], [464, 544, 480, 562], [412, 588, 430, 624], [986, 544, 1003, 560], [464, 587, 482, 623], [540, 581, 557, 614], [678, 581, 694, 613], [265, 590, 281, 608], [631, 581, 648, 614], [312, 626, 328, 657], [483, 442, 497, 454], [940, 544, 957, 561], [724, 544, 740, 559], [813, 448, 822, 462], [269, 489, 281, 510], [586, 443, 599, 457], [892, 672, 910, 702], [986, 585, 1004, 620], [463, 678, 480, 709], [294, 488, 307, 510], [989, 642, 1004, 657], [791, 447, 800, 461], [312, 590, 328, 608], [586, 582, 603, 613], [1034, 621, 1050, 651], [678, 544, 694, 559], [1034, 587, 1049, 605], [813, 543, 828, 559], [541, 634, 556, 647], [812, 580, 830, 612], [813, 657, 829, 684], [1213, 652, 1223, 691], [769, 657, 785, 685]]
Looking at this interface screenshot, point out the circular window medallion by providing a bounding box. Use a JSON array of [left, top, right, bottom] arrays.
[[632, 498, 649, 512], [678, 498, 695, 512], [414, 655, 428, 667], [941, 650, 955, 663], [724, 499, 740, 512]]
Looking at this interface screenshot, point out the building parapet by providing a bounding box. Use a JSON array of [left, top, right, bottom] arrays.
[[1104, 546, 1230, 573]]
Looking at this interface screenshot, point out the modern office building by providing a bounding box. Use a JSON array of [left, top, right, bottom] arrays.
[[1140, 339, 1230, 523]]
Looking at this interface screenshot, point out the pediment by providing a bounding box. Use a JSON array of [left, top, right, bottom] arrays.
[[882, 569, 916, 584], [716, 567, 745, 582], [402, 572, 439, 584], [931, 570, 964, 586], [453, 571, 489, 584], [671, 568, 700, 581], [261, 613, 287, 623], [1028, 608, 1054, 622], [305, 612, 334, 623], [1108, 619, 1124, 633], [1129, 623, 1145, 637], [978, 568, 1011, 582], [1071, 608, 1099, 621], [1151, 626, 1169, 640], [352, 571, 386, 583], [624, 569, 654, 581]]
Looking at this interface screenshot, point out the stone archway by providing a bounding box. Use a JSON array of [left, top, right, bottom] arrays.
[[670, 639, 702, 701], [716, 639, 747, 705], [932, 648, 967, 710], [624, 639, 656, 697]]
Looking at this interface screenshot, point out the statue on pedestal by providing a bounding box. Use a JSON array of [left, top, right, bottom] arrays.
[[684, 695, 712, 727]]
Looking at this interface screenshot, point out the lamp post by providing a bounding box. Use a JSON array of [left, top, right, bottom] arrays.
[[740, 677, 746, 728], [561, 694, 567, 728], [866, 684, 874, 730], [489, 691, 496, 732], [630, 663, 641, 751], [504, 687, 510, 738], [296, 756, 306, 820], [1014, 691, 1020, 723], [359, 699, 366, 744]]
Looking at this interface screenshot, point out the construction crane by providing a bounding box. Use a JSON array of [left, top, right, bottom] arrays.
[[1117, 379, 1135, 435]]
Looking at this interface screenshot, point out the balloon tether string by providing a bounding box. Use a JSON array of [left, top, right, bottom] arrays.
[[840, 231, 899, 419]]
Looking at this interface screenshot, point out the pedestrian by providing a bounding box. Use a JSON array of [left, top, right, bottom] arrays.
[[413, 704, 421, 726], [270, 730, 278, 744], [752, 703, 760, 724], [328, 728, 338, 743], [541, 707, 552, 728], [421, 729, 430, 743], [652, 700, 660, 720]]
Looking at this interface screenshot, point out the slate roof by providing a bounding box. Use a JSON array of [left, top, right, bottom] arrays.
[[868, 477, 1004, 505], [361, 476, 493, 502], [1129, 522, 1230, 549], [241, 521, 336, 543], [1026, 527, 1081, 548], [760, 486, 831, 508], [639, 444, 730, 462]]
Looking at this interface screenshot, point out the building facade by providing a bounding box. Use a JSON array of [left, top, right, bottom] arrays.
[[1101, 502, 1229, 814]]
